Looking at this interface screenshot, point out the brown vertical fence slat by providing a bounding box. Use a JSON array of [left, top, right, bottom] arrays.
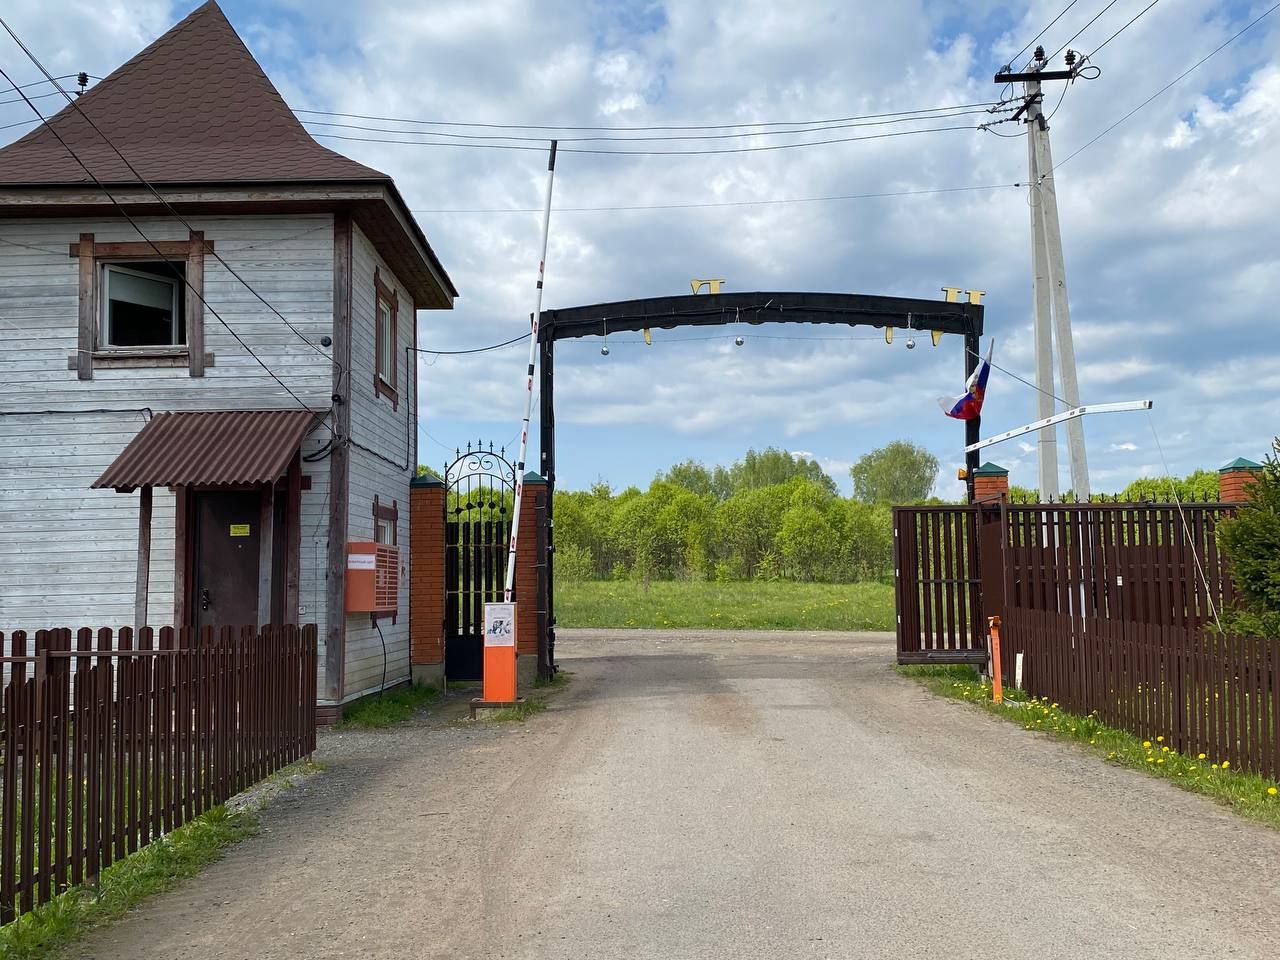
[[1, 624, 317, 922]]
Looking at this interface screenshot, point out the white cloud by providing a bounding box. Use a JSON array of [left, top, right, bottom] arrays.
[[4, 0, 1277, 494]]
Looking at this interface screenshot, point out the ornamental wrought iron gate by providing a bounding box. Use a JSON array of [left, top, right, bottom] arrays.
[[443, 442, 515, 681]]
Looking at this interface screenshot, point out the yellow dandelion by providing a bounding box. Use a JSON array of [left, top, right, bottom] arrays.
[[1146, 757, 1155, 763], [1157, 758, 1165, 764], [1143, 741, 1152, 749], [1222, 760, 1230, 770], [1198, 753, 1207, 760], [1162, 746, 1170, 753], [1268, 787, 1277, 797], [1156, 736, 1164, 743]]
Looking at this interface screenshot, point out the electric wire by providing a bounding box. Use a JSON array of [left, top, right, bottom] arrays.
[[1007, 0, 1083, 68], [302, 106, 1000, 144], [1085, 0, 1162, 58], [312, 122, 981, 156], [292, 100, 1004, 133], [1146, 409, 1221, 629], [0, 48, 333, 439], [1054, 1, 1280, 171], [1049, 0, 1124, 60], [409, 182, 1022, 215]]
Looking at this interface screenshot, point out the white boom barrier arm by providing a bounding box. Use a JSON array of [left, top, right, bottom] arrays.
[[965, 400, 1152, 454]]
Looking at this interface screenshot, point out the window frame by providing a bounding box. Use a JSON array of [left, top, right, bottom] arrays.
[[373, 495, 398, 545], [99, 261, 184, 351], [69, 232, 214, 378], [373, 267, 399, 409]]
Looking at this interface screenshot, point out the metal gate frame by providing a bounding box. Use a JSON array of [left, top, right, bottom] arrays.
[[443, 443, 515, 681]]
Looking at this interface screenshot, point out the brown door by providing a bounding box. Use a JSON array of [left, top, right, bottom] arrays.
[[193, 490, 261, 629]]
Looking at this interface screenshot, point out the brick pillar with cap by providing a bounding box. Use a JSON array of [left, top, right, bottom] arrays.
[[1220, 457, 1263, 503], [514, 472, 546, 689], [972, 462, 1010, 502], [410, 474, 446, 687]]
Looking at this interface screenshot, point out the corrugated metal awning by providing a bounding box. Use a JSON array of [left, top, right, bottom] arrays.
[[93, 409, 319, 493]]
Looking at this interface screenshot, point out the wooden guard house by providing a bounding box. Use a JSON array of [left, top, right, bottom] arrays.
[[0, 1, 457, 720]]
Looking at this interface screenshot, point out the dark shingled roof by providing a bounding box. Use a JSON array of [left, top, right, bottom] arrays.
[[0, 1, 386, 186]]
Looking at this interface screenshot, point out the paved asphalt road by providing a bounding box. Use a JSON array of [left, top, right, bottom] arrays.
[[79, 630, 1280, 959]]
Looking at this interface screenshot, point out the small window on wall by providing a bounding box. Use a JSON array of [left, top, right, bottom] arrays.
[[374, 497, 398, 545], [373, 268, 399, 408], [101, 261, 185, 348]]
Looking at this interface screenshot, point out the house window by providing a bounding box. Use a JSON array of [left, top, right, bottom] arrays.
[[373, 496, 398, 545], [69, 231, 214, 379], [101, 262, 185, 348], [373, 268, 399, 408]]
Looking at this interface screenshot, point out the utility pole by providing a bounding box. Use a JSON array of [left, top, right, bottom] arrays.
[[996, 47, 1090, 500]]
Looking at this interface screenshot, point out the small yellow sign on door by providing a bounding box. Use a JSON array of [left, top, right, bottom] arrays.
[[229, 523, 251, 537]]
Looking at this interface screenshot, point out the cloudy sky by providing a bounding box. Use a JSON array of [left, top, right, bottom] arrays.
[[3, 0, 1278, 497]]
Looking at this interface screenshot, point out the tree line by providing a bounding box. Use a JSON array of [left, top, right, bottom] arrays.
[[553, 444, 936, 584], [549, 442, 1229, 585]]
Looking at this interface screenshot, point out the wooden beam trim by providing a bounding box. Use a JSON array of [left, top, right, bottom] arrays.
[[134, 486, 152, 628], [187, 230, 206, 377], [76, 233, 95, 380], [258, 485, 275, 627], [69, 239, 215, 258]]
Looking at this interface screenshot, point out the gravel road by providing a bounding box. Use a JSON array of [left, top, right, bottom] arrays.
[[77, 630, 1280, 959]]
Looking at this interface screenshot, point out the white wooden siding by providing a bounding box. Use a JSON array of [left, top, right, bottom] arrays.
[[342, 225, 414, 700], [0, 215, 338, 695]]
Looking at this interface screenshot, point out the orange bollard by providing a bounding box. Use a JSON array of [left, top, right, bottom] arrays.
[[987, 615, 1004, 705], [482, 602, 518, 703]]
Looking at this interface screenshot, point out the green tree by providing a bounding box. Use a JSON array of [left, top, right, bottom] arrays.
[[723, 447, 837, 497], [1120, 470, 1220, 503], [1216, 442, 1280, 634], [778, 504, 836, 581], [849, 440, 939, 504], [660, 459, 717, 499]]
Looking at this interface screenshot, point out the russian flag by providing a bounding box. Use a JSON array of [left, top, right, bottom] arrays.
[[938, 339, 994, 420]]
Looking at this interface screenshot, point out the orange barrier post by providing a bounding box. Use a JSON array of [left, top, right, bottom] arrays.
[[988, 615, 1004, 705], [477, 602, 517, 712]]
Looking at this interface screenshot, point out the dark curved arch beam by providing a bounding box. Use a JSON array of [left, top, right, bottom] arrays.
[[539, 290, 983, 341]]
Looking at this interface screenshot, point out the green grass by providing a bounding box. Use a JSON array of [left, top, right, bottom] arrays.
[[898, 665, 1280, 830], [0, 806, 258, 959], [338, 683, 440, 728], [486, 698, 549, 723], [555, 580, 895, 630]]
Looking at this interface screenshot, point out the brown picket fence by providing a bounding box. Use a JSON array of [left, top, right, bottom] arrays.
[[895, 501, 1237, 663], [0, 624, 317, 922], [1004, 608, 1278, 780]]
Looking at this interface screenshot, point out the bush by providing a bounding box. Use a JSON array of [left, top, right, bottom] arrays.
[[1216, 441, 1280, 633], [555, 542, 595, 582]]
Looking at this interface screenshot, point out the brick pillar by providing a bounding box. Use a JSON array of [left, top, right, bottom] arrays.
[[972, 461, 1010, 502], [1219, 457, 1263, 503], [410, 475, 446, 687], [515, 473, 545, 685]]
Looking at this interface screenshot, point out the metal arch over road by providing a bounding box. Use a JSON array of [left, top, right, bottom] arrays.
[[537, 290, 983, 341], [534, 288, 986, 676]]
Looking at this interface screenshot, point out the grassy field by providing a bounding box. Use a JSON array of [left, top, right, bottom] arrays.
[[554, 580, 895, 631]]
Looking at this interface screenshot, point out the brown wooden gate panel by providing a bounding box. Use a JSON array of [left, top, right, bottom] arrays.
[[894, 506, 987, 663]]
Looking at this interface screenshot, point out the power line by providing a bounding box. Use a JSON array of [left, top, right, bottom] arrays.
[[1049, 0, 1124, 60], [303, 106, 1001, 145], [292, 99, 1003, 134], [312, 122, 980, 157], [1006, 1, 1082, 68], [0, 44, 332, 438], [413, 333, 528, 355], [1086, 0, 1161, 58], [1055, 1, 1280, 171], [409, 182, 1022, 214]]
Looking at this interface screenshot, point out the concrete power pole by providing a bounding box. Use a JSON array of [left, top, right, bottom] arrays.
[[997, 48, 1091, 500]]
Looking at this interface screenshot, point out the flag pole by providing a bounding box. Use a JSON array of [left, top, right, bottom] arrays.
[[504, 140, 558, 601]]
